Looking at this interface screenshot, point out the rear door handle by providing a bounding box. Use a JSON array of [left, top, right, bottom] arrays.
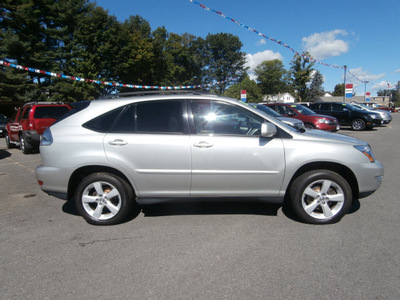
[[193, 141, 213, 148], [108, 139, 128, 146]]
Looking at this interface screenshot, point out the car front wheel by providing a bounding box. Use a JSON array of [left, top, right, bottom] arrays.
[[351, 119, 366, 131], [75, 173, 135, 225], [289, 170, 352, 224]]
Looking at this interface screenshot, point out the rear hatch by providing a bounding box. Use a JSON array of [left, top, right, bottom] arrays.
[[32, 106, 71, 134]]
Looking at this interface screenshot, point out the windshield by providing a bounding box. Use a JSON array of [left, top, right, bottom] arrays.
[[345, 103, 361, 111], [253, 104, 282, 117], [291, 104, 316, 115]]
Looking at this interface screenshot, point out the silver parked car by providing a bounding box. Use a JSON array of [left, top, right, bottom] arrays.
[[350, 103, 392, 124], [36, 92, 383, 225]]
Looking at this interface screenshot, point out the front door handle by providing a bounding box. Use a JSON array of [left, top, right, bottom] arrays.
[[108, 139, 128, 146], [193, 141, 213, 148]]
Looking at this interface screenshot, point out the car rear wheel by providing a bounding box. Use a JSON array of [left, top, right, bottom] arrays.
[[351, 119, 366, 131], [75, 173, 135, 225], [20, 133, 33, 154], [289, 170, 352, 224]]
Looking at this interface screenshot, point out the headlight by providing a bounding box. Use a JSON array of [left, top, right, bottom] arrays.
[[369, 114, 378, 119], [317, 118, 330, 124], [354, 145, 375, 163]]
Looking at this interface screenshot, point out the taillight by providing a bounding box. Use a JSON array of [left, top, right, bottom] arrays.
[[41, 128, 53, 146]]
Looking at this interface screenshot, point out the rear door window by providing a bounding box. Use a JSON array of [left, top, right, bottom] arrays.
[[107, 100, 185, 134], [136, 100, 184, 133]]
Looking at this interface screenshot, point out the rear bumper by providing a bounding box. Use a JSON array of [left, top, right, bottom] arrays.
[[36, 165, 71, 200]]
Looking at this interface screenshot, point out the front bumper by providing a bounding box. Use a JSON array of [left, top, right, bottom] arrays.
[[354, 160, 384, 198]]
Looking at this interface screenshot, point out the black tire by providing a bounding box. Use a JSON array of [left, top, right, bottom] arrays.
[[74, 173, 135, 225], [20, 133, 33, 154], [289, 170, 352, 224], [351, 119, 366, 131], [5, 132, 15, 149]]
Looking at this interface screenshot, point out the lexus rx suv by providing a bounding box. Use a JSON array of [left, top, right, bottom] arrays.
[[36, 92, 383, 225]]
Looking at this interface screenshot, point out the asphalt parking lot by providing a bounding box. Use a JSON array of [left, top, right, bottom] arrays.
[[1, 115, 399, 299]]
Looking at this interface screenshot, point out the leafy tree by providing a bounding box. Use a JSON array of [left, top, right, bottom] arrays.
[[204, 33, 247, 94], [69, 4, 122, 98], [117, 15, 155, 86], [332, 83, 345, 96], [0, 0, 94, 102], [254, 59, 289, 95], [0, 66, 36, 102], [224, 76, 262, 102], [377, 87, 400, 104], [159, 32, 206, 86], [0, 0, 49, 100], [306, 70, 324, 102], [289, 52, 314, 102], [0, 2, 249, 102]]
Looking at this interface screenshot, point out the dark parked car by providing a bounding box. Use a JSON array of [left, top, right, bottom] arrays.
[[263, 103, 340, 132], [0, 113, 9, 137], [308, 102, 382, 131]]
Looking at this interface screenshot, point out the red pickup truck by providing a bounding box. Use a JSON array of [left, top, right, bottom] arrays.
[[5, 102, 71, 154]]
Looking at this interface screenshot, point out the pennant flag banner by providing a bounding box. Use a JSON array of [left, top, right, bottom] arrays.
[[190, 1, 345, 70], [0, 60, 237, 90]]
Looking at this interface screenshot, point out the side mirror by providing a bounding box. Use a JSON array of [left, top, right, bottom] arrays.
[[261, 122, 277, 138]]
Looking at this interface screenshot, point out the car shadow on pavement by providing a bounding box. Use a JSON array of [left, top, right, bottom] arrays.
[[61, 198, 360, 224], [0, 149, 11, 159], [62, 200, 79, 216], [140, 201, 281, 217]]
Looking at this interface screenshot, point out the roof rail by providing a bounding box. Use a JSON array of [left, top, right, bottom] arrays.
[[98, 90, 213, 99], [23, 101, 65, 106]]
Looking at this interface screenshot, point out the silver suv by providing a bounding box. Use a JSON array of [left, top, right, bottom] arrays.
[[35, 92, 383, 225]]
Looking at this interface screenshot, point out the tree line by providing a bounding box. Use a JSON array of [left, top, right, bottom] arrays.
[[3, 0, 395, 104]]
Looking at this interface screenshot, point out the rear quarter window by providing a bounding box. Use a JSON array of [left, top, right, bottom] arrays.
[[83, 106, 125, 133]]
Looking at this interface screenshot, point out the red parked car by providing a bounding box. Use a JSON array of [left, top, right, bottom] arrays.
[[6, 102, 71, 153], [263, 103, 340, 132]]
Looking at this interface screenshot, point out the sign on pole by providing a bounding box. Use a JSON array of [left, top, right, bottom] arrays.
[[365, 92, 371, 102], [241, 90, 247, 102], [345, 84, 353, 98]]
